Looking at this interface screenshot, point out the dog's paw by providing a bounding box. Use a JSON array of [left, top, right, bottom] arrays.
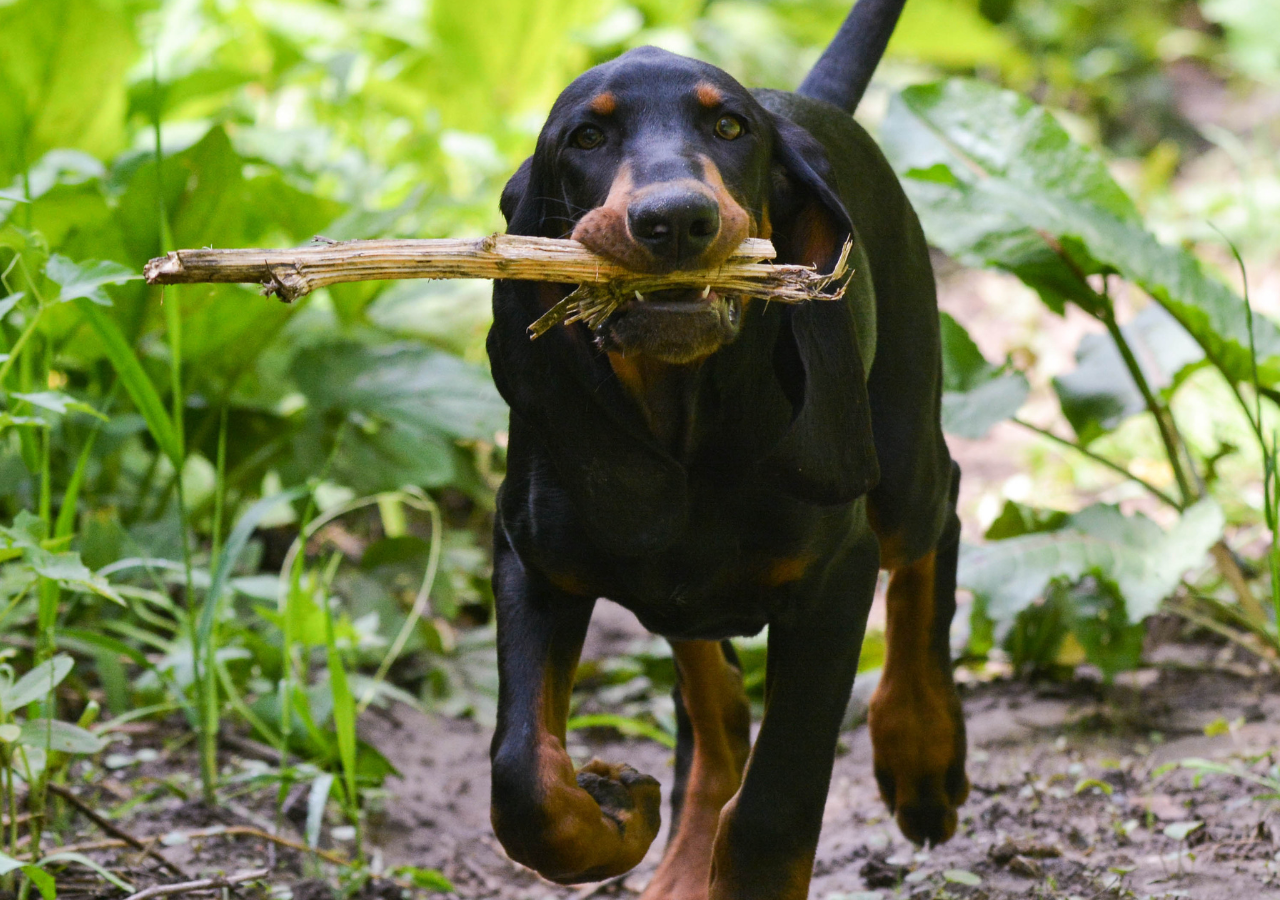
[[873, 757, 969, 846], [869, 682, 968, 846], [576, 759, 662, 840], [492, 752, 661, 884]]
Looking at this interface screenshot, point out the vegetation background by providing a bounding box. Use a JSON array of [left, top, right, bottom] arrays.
[[1, 0, 1279, 896]]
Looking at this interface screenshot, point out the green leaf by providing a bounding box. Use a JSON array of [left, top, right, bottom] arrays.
[[45, 254, 140, 305], [18, 718, 105, 754], [39, 851, 133, 892], [1065, 577, 1145, 677], [960, 498, 1224, 622], [392, 866, 455, 892], [3, 654, 74, 711], [306, 772, 335, 850], [938, 311, 1028, 438], [1163, 820, 1203, 841], [11, 391, 107, 420], [0, 414, 46, 430], [943, 869, 982, 886], [0, 292, 24, 321], [290, 342, 506, 493], [881, 79, 1280, 385], [984, 500, 1070, 540], [31, 552, 126, 605], [566, 713, 677, 748], [326, 613, 359, 807], [0, 0, 137, 182], [1053, 305, 1204, 444], [1074, 777, 1114, 795], [21, 865, 55, 900], [74, 298, 183, 466]]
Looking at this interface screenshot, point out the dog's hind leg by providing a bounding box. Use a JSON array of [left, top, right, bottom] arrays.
[[488, 529, 661, 884], [641, 640, 751, 900], [868, 461, 969, 845]]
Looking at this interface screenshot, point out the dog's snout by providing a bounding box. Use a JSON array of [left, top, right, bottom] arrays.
[[627, 189, 720, 268]]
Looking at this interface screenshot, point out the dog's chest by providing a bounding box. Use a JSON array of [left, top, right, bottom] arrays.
[[504, 467, 860, 640]]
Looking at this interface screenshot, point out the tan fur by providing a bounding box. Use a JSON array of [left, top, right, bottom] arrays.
[[641, 642, 751, 900]]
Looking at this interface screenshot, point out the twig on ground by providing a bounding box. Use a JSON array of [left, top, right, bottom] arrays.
[[121, 867, 270, 900], [37, 826, 352, 868], [46, 783, 190, 880], [177, 826, 352, 868]]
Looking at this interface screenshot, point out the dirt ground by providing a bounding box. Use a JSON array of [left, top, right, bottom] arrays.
[[58, 600, 1280, 900]]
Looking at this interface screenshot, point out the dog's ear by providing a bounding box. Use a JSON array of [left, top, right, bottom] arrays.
[[500, 156, 533, 224], [499, 153, 553, 237], [763, 112, 880, 504]]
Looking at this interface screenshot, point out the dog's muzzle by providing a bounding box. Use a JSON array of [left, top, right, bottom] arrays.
[[594, 287, 743, 364]]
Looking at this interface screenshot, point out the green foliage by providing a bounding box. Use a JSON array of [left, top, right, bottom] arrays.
[[962, 499, 1224, 623], [1053, 305, 1202, 445], [884, 79, 1280, 385], [938, 311, 1029, 439]]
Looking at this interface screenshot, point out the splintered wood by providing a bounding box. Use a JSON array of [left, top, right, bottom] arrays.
[[143, 234, 850, 339]]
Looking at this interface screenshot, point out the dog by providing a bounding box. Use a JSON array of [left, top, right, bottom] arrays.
[[484, 1, 968, 896]]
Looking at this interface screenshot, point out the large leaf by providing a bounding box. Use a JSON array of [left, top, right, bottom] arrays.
[[1054, 305, 1204, 444], [938, 311, 1029, 439], [959, 498, 1224, 622], [880, 79, 1280, 385], [289, 342, 506, 493], [0, 0, 136, 182]]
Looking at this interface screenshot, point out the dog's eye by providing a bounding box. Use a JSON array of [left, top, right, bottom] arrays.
[[572, 126, 605, 150], [715, 115, 744, 140]]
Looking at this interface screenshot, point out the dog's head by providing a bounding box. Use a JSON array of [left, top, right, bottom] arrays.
[[500, 47, 851, 364]]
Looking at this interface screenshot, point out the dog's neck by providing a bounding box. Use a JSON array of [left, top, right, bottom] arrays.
[[606, 352, 703, 455]]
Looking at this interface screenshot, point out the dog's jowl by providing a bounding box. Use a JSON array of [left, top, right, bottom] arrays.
[[484, 1, 968, 896]]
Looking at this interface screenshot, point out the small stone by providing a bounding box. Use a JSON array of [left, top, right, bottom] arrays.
[[1008, 855, 1044, 879], [860, 853, 907, 888]]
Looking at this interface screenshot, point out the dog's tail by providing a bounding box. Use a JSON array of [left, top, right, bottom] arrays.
[[796, 0, 907, 114]]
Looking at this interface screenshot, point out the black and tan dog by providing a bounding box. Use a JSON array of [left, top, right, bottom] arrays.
[[484, 1, 967, 896]]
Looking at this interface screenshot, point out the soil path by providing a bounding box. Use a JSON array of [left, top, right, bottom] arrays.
[[360, 610, 1280, 900]]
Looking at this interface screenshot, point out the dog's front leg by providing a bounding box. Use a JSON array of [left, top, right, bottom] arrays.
[[708, 529, 879, 900], [488, 529, 661, 884]]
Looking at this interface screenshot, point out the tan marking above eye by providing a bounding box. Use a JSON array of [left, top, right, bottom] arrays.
[[588, 92, 617, 115], [695, 82, 724, 108]]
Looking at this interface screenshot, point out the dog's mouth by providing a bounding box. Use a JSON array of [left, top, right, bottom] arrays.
[[626, 286, 740, 321], [595, 287, 744, 364]]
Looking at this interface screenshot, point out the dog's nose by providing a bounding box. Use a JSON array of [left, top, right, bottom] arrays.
[[627, 189, 720, 268]]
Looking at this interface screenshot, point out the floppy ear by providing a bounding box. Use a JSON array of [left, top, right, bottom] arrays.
[[499, 155, 550, 237], [762, 113, 880, 504]]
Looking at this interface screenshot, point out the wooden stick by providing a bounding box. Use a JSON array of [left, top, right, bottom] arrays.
[[40, 826, 352, 868], [144, 234, 847, 312], [46, 782, 190, 880], [122, 868, 269, 900], [146, 235, 773, 301]]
